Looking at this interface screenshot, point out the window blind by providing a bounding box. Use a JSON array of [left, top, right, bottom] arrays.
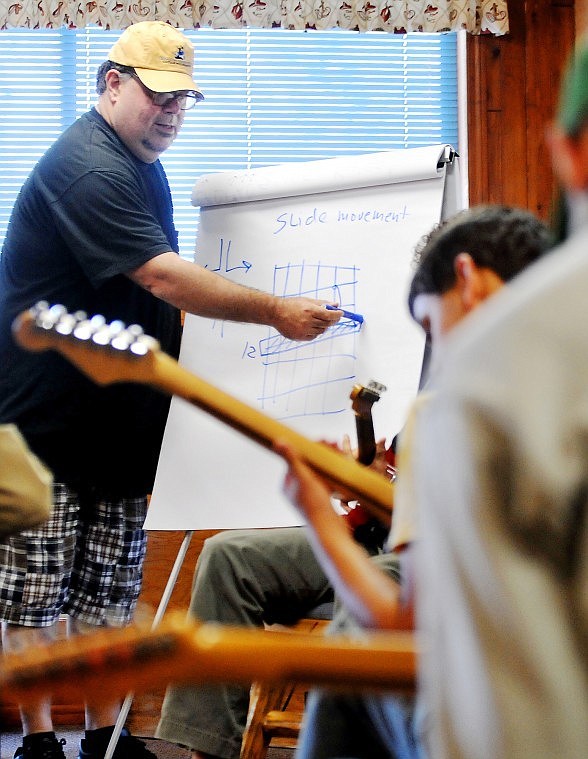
[[0, 28, 458, 259]]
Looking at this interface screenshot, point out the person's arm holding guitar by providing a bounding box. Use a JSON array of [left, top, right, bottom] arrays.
[[274, 382, 411, 632], [275, 438, 412, 631]]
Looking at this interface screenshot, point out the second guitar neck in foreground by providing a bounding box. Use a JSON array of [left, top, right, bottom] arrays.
[[0, 612, 417, 706]]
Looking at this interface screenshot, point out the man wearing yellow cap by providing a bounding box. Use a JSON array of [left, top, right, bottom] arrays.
[[0, 21, 340, 759]]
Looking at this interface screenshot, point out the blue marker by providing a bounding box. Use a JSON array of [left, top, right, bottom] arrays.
[[325, 304, 364, 324]]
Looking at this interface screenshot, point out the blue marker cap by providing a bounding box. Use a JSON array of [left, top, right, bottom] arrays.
[[325, 304, 364, 324]]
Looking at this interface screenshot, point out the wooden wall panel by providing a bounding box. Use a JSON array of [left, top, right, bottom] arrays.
[[467, 1, 575, 219], [527, 1, 576, 217], [577, 0, 588, 34]]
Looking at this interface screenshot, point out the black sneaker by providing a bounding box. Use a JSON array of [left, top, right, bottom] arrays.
[[14, 737, 66, 759], [77, 727, 157, 759]]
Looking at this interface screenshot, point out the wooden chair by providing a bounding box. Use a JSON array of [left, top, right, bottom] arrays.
[[240, 602, 418, 759], [241, 605, 333, 759]]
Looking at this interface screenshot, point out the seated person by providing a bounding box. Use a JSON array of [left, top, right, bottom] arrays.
[[275, 204, 553, 759], [156, 469, 397, 759], [157, 205, 552, 759]]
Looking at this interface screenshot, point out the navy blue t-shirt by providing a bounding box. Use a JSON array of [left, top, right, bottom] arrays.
[[0, 108, 182, 497]]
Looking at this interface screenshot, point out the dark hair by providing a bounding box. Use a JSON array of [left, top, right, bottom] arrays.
[[96, 60, 136, 95], [408, 205, 553, 318]]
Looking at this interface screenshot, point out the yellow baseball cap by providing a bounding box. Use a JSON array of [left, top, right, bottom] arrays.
[[108, 21, 203, 96]]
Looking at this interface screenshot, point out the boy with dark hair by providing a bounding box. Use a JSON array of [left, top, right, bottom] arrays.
[[275, 204, 553, 759]]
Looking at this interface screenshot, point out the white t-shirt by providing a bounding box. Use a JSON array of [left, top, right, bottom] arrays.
[[412, 227, 588, 759]]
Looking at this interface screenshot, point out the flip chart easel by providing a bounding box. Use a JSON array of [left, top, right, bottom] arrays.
[[146, 143, 463, 530]]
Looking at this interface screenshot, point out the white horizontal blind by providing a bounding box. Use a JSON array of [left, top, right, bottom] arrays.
[[0, 28, 457, 259], [0, 35, 74, 249]]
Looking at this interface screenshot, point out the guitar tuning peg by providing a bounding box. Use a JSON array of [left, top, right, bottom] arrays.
[[73, 314, 108, 342], [92, 320, 128, 348], [35, 304, 66, 331], [54, 314, 78, 336], [368, 380, 387, 394], [108, 320, 126, 335], [32, 300, 49, 316], [91, 325, 113, 347], [110, 331, 134, 351], [33, 303, 66, 330], [130, 334, 160, 356], [72, 319, 95, 342], [48, 304, 67, 319], [89, 314, 106, 330]]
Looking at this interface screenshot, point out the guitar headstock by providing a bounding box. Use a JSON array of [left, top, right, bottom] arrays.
[[12, 302, 161, 386], [350, 379, 387, 419]]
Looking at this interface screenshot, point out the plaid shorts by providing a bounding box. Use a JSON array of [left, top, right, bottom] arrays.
[[0, 483, 147, 627]]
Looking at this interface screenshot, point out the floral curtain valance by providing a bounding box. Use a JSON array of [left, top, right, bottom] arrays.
[[1, 1, 509, 34]]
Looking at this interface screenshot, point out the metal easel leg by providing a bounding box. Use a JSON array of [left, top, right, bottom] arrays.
[[104, 530, 194, 759]]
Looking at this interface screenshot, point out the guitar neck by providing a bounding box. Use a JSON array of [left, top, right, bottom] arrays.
[[0, 613, 417, 705], [355, 414, 377, 465], [151, 351, 393, 525], [350, 380, 385, 467], [13, 305, 393, 525]]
